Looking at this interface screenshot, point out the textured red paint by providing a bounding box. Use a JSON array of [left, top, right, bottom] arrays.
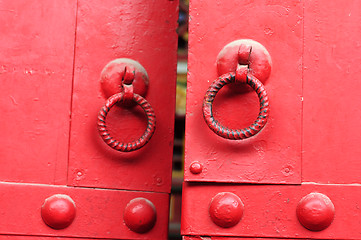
[[68, 0, 178, 192], [296, 193, 335, 231], [0, 182, 169, 239], [302, 0, 361, 184], [182, 183, 361, 239], [123, 198, 157, 233], [184, 1, 361, 238], [41, 194, 76, 230], [209, 192, 244, 228], [185, 0, 302, 184], [0, 0, 177, 239], [0, 0, 76, 185]]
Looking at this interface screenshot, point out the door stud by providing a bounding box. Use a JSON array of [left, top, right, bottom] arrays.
[[41, 194, 76, 230], [209, 192, 244, 228], [296, 192, 335, 231]]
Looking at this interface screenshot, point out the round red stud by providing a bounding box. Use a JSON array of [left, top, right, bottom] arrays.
[[297, 192, 335, 231], [41, 194, 76, 230], [189, 161, 203, 174], [124, 197, 157, 233], [209, 192, 244, 228]]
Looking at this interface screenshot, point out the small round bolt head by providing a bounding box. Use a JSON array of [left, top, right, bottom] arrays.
[[41, 194, 76, 230], [297, 192, 335, 231], [189, 161, 203, 174], [209, 192, 244, 228], [124, 197, 157, 233]]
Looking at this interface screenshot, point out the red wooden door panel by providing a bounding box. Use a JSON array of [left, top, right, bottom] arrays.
[[68, 0, 178, 193], [302, 0, 361, 184], [0, 1, 178, 239], [183, 0, 361, 239], [0, 0, 76, 185], [184, 0, 302, 184]]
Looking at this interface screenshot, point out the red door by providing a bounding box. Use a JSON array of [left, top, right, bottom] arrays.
[[0, 1, 178, 239], [182, 0, 361, 239]]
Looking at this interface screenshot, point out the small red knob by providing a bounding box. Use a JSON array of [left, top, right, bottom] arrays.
[[297, 192, 335, 231], [124, 198, 157, 233], [189, 161, 203, 174], [41, 194, 76, 230], [209, 192, 244, 228]]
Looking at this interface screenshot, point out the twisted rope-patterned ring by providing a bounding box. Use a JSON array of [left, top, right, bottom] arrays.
[[202, 72, 269, 140], [98, 92, 156, 152]]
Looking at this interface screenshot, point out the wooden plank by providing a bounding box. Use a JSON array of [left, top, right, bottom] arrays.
[[303, 0, 361, 184], [0, 0, 77, 185], [182, 183, 361, 239], [0, 182, 169, 239]]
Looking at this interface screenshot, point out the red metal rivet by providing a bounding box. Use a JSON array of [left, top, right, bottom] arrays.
[[297, 192, 335, 231], [209, 192, 244, 228], [41, 194, 76, 230], [124, 198, 157, 233], [189, 161, 203, 174]]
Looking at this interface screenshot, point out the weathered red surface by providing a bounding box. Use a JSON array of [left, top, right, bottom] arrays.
[[68, 0, 178, 192], [183, 0, 361, 238], [302, 0, 361, 184], [185, 0, 303, 184], [182, 183, 361, 239], [0, 0, 177, 239], [0, 0, 76, 185], [0, 182, 169, 239]]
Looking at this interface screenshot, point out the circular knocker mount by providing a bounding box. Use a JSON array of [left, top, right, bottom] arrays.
[[202, 39, 271, 140], [97, 58, 156, 152]]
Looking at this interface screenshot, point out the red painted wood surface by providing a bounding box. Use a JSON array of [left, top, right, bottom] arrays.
[[183, 0, 361, 238], [181, 183, 361, 239], [302, 0, 361, 184], [0, 0, 76, 185], [0, 182, 169, 239], [0, 1, 177, 239], [68, 0, 178, 193], [184, 0, 302, 184]]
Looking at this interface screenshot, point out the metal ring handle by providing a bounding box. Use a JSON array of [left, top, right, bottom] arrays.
[[97, 92, 156, 152], [202, 72, 269, 140]]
